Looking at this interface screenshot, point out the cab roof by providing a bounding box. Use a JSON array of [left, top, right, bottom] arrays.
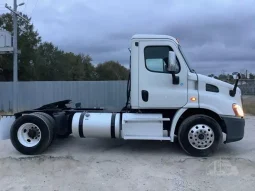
[[131, 34, 179, 44]]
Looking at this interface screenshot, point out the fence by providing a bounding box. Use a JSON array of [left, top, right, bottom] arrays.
[[0, 80, 254, 112], [238, 79, 255, 95], [0, 81, 127, 112]]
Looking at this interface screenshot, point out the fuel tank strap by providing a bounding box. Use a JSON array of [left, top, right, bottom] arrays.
[[111, 113, 116, 138], [79, 112, 85, 138]]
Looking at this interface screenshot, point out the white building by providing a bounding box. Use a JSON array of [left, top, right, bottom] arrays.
[[0, 30, 13, 54]]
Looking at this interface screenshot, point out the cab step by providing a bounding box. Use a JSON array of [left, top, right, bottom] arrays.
[[124, 118, 170, 122], [123, 136, 171, 141]]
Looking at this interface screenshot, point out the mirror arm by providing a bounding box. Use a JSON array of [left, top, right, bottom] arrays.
[[229, 80, 238, 97], [229, 73, 241, 97]]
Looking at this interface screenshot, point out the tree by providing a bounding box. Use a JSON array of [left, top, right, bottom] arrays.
[[240, 73, 246, 79], [95, 61, 129, 80], [249, 73, 255, 79], [34, 42, 69, 80], [0, 13, 128, 81], [0, 13, 41, 81], [64, 53, 95, 81], [80, 54, 97, 80], [34, 44, 97, 81], [64, 52, 84, 81], [228, 74, 234, 81], [218, 74, 228, 81], [68, 53, 96, 81]]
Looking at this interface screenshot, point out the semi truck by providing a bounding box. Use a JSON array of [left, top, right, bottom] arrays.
[[0, 34, 245, 157]]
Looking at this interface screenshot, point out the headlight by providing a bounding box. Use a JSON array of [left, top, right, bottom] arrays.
[[232, 104, 244, 117]]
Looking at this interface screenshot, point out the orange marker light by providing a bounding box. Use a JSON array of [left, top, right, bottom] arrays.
[[190, 97, 196, 101], [232, 104, 244, 117]]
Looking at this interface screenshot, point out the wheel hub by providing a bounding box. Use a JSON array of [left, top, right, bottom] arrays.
[[198, 134, 205, 140], [28, 129, 37, 139], [188, 124, 214, 150], [17, 123, 41, 147]]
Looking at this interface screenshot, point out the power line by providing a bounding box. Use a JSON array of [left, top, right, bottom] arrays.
[[19, 0, 27, 13], [30, 0, 39, 15], [23, 0, 27, 12]]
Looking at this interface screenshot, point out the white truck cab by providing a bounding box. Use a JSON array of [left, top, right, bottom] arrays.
[[130, 34, 189, 109], [0, 34, 245, 157]]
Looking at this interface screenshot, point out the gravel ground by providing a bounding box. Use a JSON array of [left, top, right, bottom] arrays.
[[0, 116, 255, 191]]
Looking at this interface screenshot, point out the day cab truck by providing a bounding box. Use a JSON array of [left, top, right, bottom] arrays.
[[0, 34, 245, 157]]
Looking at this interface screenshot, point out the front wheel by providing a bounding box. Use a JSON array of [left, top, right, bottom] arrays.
[[178, 114, 223, 157]]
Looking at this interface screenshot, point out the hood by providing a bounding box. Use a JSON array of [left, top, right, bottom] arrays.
[[194, 74, 243, 115], [197, 73, 242, 105], [197, 74, 242, 95], [197, 74, 234, 90]]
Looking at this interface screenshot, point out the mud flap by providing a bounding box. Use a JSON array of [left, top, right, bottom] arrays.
[[0, 115, 15, 140]]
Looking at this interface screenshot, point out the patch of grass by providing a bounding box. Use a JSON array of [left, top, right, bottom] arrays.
[[242, 96, 255, 115], [243, 104, 255, 115], [0, 111, 13, 115]]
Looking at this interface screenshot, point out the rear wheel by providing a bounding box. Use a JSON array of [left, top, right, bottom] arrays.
[[178, 114, 222, 157], [32, 112, 56, 144], [10, 114, 54, 155]]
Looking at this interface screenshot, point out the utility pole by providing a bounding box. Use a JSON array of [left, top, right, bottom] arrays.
[[5, 1, 27, 113], [13, 0, 18, 113]]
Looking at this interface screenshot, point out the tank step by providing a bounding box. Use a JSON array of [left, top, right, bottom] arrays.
[[123, 136, 171, 141]]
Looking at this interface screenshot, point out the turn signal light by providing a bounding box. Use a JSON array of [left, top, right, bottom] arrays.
[[232, 104, 244, 117], [190, 97, 196, 101]]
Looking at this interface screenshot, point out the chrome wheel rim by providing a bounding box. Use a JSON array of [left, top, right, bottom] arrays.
[[17, 123, 41, 147], [188, 124, 214, 150]]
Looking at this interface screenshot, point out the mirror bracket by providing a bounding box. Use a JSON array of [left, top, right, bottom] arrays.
[[229, 73, 241, 97], [171, 73, 179, 85]]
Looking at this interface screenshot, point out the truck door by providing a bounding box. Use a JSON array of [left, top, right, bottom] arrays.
[[138, 40, 188, 109]]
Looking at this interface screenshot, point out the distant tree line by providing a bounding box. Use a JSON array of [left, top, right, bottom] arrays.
[[0, 13, 129, 81], [208, 73, 255, 84]]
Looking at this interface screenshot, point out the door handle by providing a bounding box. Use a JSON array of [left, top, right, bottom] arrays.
[[141, 90, 149, 102]]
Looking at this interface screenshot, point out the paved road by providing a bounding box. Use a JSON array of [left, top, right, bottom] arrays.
[[0, 116, 254, 191]]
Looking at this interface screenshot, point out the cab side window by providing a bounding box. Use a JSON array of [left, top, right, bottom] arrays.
[[144, 46, 180, 73]]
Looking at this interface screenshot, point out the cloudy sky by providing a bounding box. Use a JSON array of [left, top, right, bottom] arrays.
[[2, 0, 255, 75]]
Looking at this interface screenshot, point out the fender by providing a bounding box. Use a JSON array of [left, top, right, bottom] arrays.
[[199, 103, 223, 115], [0, 115, 15, 140], [170, 108, 186, 142]]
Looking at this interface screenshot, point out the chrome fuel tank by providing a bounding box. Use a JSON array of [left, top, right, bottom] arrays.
[[72, 112, 120, 138]]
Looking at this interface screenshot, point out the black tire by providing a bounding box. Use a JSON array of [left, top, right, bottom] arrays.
[[33, 112, 55, 128], [56, 132, 71, 139], [32, 112, 56, 144], [178, 114, 223, 157], [10, 114, 54, 155], [26, 114, 54, 145]]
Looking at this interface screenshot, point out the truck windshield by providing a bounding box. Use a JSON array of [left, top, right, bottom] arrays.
[[178, 45, 194, 73]]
